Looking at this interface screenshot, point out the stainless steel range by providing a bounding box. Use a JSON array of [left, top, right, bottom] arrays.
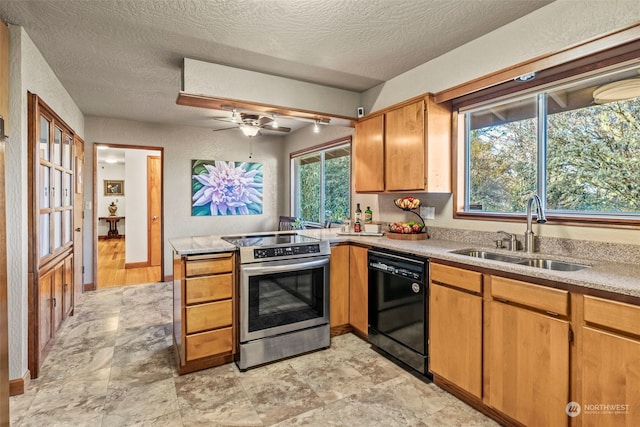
[[222, 233, 331, 370]]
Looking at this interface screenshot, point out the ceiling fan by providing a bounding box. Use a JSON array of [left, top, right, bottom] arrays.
[[213, 111, 291, 137]]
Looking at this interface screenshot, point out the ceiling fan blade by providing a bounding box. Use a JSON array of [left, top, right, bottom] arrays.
[[212, 126, 238, 132], [258, 116, 273, 126], [260, 124, 291, 132]]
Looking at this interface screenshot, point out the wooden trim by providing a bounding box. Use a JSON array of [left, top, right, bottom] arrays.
[[330, 324, 352, 337], [289, 136, 352, 159], [125, 261, 149, 269], [8, 370, 30, 396], [83, 282, 96, 292], [177, 92, 356, 126], [435, 23, 640, 103]]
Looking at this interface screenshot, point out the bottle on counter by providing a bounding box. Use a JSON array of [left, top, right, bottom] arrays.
[[354, 203, 362, 232], [364, 206, 372, 224], [354, 218, 362, 233]]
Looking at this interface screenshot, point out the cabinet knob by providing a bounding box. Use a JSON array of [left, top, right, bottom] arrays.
[[75, 227, 81, 232]]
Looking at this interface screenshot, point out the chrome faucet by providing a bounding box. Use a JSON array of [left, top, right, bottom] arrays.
[[524, 194, 547, 253]]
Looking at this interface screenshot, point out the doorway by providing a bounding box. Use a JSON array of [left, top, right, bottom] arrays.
[[94, 144, 163, 288]]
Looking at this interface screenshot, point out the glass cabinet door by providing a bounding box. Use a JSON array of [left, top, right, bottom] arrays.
[[62, 134, 72, 169], [39, 213, 50, 258], [39, 116, 50, 161], [53, 127, 62, 165]]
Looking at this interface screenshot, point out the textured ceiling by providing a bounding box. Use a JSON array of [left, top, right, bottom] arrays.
[[0, 0, 553, 132]]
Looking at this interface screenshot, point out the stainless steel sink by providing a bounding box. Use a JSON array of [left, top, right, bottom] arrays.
[[449, 249, 525, 263], [450, 248, 590, 271], [516, 258, 589, 271]]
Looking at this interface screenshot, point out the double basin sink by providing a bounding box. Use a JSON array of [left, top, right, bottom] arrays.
[[450, 249, 590, 272]]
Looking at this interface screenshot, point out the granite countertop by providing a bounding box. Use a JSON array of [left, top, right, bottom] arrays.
[[170, 229, 640, 299]]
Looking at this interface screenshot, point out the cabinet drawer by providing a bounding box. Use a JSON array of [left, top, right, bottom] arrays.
[[186, 327, 233, 361], [584, 296, 640, 337], [491, 276, 568, 316], [186, 300, 232, 334], [185, 254, 233, 277], [431, 263, 482, 294], [185, 274, 233, 304]]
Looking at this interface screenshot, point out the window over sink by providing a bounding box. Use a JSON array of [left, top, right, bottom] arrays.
[[291, 137, 351, 226], [458, 63, 640, 225]]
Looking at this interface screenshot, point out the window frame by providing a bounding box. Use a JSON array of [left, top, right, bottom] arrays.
[[454, 66, 640, 227], [290, 136, 351, 227]]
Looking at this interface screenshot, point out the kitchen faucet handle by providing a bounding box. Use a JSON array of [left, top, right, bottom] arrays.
[[497, 230, 518, 251]]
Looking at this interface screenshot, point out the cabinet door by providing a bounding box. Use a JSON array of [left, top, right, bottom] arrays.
[[489, 300, 570, 426], [582, 327, 640, 426], [52, 262, 64, 331], [429, 283, 482, 398], [63, 255, 73, 318], [354, 115, 384, 192], [385, 101, 425, 191], [349, 245, 368, 336], [330, 245, 350, 328], [38, 270, 53, 354]]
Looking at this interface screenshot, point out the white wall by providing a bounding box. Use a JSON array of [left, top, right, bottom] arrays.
[[84, 117, 286, 281], [360, 0, 640, 245], [7, 26, 85, 380], [96, 162, 125, 236]]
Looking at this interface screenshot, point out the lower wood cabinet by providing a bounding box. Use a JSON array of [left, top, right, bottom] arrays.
[[173, 251, 235, 374], [580, 296, 640, 426], [429, 263, 483, 398], [348, 245, 368, 337], [487, 275, 570, 427], [36, 252, 73, 372], [329, 245, 350, 331]]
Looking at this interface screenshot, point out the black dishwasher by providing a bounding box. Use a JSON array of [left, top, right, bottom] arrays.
[[368, 249, 430, 377]]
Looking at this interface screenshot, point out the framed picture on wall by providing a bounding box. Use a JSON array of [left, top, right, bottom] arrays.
[[104, 179, 124, 196]]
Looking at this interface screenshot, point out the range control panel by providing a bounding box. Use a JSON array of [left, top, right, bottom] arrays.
[[253, 244, 321, 259]]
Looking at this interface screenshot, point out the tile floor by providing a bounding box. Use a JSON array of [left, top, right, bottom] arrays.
[[10, 282, 499, 426]]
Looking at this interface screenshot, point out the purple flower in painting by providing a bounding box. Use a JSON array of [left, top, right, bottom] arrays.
[[192, 161, 263, 215]]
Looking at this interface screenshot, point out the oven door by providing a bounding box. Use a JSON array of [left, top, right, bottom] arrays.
[[240, 255, 330, 343]]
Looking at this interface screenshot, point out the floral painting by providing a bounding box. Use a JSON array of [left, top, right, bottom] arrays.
[[192, 160, 263, 216]]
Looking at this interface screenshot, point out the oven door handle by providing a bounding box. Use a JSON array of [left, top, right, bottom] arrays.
[[242, 257, 329, 274]]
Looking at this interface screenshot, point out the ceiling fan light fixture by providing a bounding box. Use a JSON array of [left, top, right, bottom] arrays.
[[313, 120, 320, 133], [271, 114, 279, 128], [239, 124, 260, 137], [231, 109, 238, 123]]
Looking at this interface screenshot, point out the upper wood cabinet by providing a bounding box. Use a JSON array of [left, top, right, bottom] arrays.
[[354, 95, 451, 193], [354, 115, 384, 192]]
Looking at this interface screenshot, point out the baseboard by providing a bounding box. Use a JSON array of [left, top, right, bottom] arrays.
[[9, 370, 30, 396], [98, 235, 125, 240], [125, 261, 149, 269], [330, 324, 352, 337], [164, 274, 173, 282], [83, 282, 96, 292]]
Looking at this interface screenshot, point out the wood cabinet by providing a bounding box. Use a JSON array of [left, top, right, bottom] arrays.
[[487, 275, 570, 427], [329, 245, 350, 330], [0, 21, 8, 134], [36, 253, 73, 361], [349, 245, 368, 337], [429, 263, 483, 398], [580, 296, 640, 426], [173, 252, 235, 374], [354, 115, 384, 192], [28, 94, 78, 377], [354, 95, 451, 193]]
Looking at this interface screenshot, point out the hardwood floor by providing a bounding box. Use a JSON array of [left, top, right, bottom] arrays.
[[97, 238, 161, 288]]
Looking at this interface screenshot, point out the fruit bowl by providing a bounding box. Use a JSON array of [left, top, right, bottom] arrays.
[[388, 221, 424, 234], [394, 197, 421, 211]]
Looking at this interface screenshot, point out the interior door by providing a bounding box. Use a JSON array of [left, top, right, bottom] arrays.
[[73, 137, 84, 298], [147, 155, 162, 267]]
